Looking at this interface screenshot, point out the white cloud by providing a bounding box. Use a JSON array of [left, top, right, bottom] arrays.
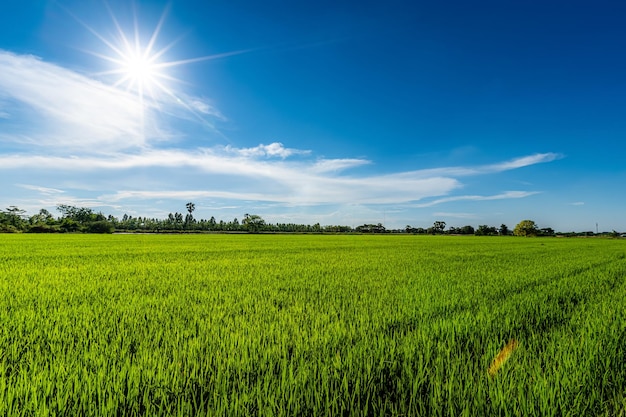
[[415, 191, 541, 208], [0, 50, 145, 152], [485, 153, 562, 171], [409, 153, 562, 178], [98, 175, 459, 206], [571, 202, 585, 206], [310, 158, 371, 173], [17, 184, 65, 195], [0, 50, 224, 154], [188, 97, 225, 119], [221, 142, 310, 159], [0, 148, 556, 207]]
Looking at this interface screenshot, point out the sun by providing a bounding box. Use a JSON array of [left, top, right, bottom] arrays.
[[109, 40, 167, 98], [80, 4, 177, 105], [68, 2, 254, 132], [124, 54, 157, 86], [65, 1, 205, 112]]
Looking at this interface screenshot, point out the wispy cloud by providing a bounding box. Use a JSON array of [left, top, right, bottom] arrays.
[[94, 172, 460, 206], [415, 191, 541, 208], [571, 202, 585, 206], [1, 144, 555, 207], [408, 153, 562, 178], [0, 50, 145, 152], [310, 158, 371, 173], [221, 142, 310, 159], [188, 97, 224, 119], [0, 50, 222, 154], [485, 153, 562, 171], [17, 184, 65, 195]]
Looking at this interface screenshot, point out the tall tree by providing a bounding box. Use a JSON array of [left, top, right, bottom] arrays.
[[184, 202, 196, 230], [1, 206, 27, 230], [513, 220, 539, 237], [174, 212, 184, 230], [56, 205, 98, 223], [243, 214, 265, 233], [432, 221, 446, 234], [29, 209, 54, 225]]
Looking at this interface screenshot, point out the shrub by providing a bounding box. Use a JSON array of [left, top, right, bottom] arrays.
[[86, 221, 115, 234], [27, 225, 61, 233], [60, 219, 80, 233]]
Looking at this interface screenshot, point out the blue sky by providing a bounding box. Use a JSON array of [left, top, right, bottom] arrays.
[[1, 0, 625, 231]]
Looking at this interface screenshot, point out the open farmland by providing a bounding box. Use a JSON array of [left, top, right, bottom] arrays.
[[0, 234, 625, 416]]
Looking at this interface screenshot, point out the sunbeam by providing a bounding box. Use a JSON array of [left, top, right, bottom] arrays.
[[65, 1, 257, 135]]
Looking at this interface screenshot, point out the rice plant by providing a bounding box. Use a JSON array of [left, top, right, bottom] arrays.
[[0, 234, 624, 415]]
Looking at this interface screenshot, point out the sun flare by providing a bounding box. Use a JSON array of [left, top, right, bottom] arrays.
[[114, 45, 164, 96], [123, 54, 157, 87], [69, 2, 253, 135], [77, 3, 183, 106]]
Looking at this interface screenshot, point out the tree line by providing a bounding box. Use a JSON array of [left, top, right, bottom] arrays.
[[0, 203, 621, 236], [402, 220, 557, 236], [0, 204, 345, 234]]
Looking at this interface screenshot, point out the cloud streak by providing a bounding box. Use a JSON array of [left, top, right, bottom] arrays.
[[221, 142, 310, 159], [415, 191, 541, 208], [0, 148, 459, 205], [0, 146, 552, 206], [17, 184, 65, 195], [404, 153, 562, 178], [0, 50, 224, 154], [0, 50, 146, 152]]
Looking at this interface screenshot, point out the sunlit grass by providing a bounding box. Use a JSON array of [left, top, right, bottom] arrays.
[[488, 339, 519, 378], [0, 234, 624, 415]]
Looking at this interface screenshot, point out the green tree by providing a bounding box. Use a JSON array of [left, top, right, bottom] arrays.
[[60, 218, 80, 233], [475, 225, 498, 236], [431, 221, 446, 234], [1, 206, 27, 232], [4, 206, 26, 226], [27, 209, 59, 233], [513, 220, 539, 237], [356, 224, 386, 233], [499, 224, 510, 236], [57, 205, 106, 224], [174, 212, 184, 229], [243, 214, 265, 233], [86, 221, 115, 234], [184, 202, 196, 230], [460, 225, 475, 235], [29, 209, 54, 225], [56, 205, 110, 232]]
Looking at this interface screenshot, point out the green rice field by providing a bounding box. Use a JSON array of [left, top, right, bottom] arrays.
[[0, 234, 625, 416]]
